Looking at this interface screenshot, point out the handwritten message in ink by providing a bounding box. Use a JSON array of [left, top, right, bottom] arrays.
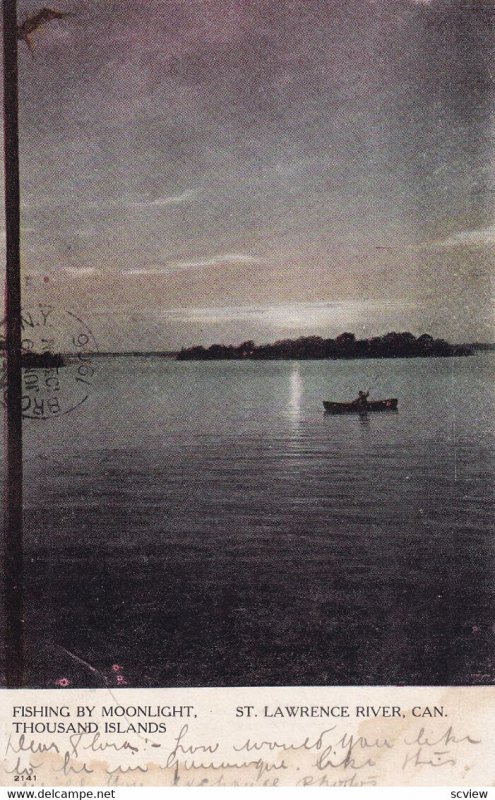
[[1, 688, 492, 787]]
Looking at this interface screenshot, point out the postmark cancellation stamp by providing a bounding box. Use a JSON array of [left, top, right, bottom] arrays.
[[1, 304, 98, 420]]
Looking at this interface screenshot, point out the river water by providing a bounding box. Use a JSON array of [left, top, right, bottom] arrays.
[[7, 354, 495, 686]]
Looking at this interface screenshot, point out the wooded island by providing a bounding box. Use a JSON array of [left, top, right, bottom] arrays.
[[177, 332, 473, 361]]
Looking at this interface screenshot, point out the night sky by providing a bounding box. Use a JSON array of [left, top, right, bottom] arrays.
[[3, 0, 494, 348]]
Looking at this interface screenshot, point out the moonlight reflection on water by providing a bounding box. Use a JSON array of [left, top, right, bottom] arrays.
[[8, 354, 494, 687]]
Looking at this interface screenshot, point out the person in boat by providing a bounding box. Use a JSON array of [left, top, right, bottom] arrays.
[[353, 390, 369, 407]]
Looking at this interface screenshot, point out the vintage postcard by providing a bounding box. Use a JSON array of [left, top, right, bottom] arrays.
[[1, 0, 494, 789]]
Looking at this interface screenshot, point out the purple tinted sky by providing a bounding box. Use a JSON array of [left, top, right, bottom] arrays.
[[5, 0, 495, 347]]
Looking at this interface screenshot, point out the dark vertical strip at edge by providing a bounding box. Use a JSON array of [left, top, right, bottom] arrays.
[[2, 0, 24, 688]]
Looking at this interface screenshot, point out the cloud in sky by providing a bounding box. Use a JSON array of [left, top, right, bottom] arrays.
[[156, 299, 415, 326], [428, 226, 495, 248], [21, 189, 199, 212], [168, 253, 266, 270], [124, 268, 169, 276], [61, 266, 98, 275], [120, 253, 265, 275], [122, 189, 199, 209]]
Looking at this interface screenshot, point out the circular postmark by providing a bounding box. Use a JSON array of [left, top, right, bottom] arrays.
[[1, 305, 98, 419]]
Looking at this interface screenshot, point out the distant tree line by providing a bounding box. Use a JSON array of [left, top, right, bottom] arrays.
[[177, 332, 473, 361]]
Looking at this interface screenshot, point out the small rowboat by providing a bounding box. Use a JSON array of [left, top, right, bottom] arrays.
[[323, 398, 398, 414]]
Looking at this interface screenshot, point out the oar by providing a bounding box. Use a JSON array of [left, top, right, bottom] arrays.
[[366, 374, 380, 396]]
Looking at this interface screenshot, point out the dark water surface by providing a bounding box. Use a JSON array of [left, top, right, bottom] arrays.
[[5, 355, 495, 686]]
